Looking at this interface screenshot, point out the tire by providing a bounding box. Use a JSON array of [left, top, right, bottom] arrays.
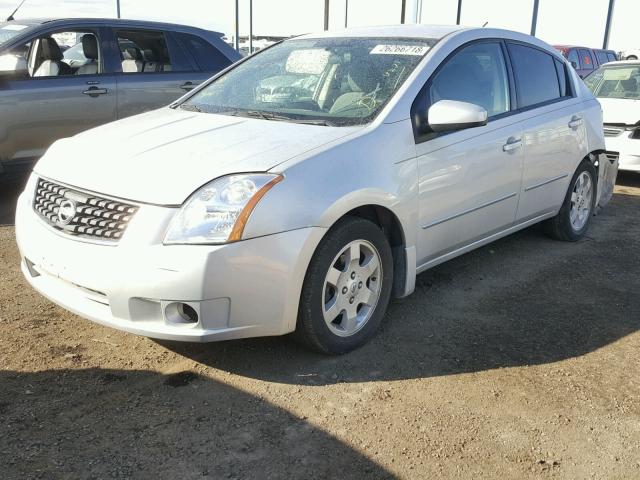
[[544, 160, 597, 242], [627, 55, 638, 60], [295, 216, 394, 354]]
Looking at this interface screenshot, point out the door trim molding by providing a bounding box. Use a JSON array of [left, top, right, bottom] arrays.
[[417, 211, 555, 273], [421, 192, 517, 229], [524, 174, 568, 192]]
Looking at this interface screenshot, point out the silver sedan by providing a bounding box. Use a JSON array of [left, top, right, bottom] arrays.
[[16, 25, 617, 353]]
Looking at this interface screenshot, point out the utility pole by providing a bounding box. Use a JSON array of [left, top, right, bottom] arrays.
[[456, 0, 462, 25], [603, 0, 616, 49], [116, 0, 121, 19], [414, 0, 422, 23], [249, 0, 253, 54], [400, 0, 406, 24], [530, 0, 540, 36], [324, 0, 329, 30], [344, 0, 348, 28], [234, 0, 239, 52]]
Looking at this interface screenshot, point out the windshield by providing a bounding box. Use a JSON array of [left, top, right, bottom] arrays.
[[585, 65, 640, 99], [0, 22, 31, 47], [181, 37, 435, 126]]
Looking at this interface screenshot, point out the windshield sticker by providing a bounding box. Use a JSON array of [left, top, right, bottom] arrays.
[[371, 44, 429, 56], [1, 24, 29, 31]]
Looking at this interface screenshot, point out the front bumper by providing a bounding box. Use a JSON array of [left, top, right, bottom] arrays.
[[605, 133, 640, 172], [15, 189, 326, 342]]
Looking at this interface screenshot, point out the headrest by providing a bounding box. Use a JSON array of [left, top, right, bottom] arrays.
[[123, 47, 142, 61], [82, 35, 98, 61], [40, 37, 63, 61]]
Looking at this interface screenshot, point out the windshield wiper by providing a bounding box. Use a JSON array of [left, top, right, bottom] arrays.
[[179, 104, 203, 113], [289, 118, 338, 127], [241, 110, 338, 127]]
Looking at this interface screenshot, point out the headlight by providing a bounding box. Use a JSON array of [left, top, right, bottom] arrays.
[[164, 173, 283, 245]]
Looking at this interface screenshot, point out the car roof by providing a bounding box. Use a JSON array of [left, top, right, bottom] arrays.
[[298, 24, 468, 40], [6, 18, 223, 36], [597, 60, 640, 67], [554, 44, 614, 52]]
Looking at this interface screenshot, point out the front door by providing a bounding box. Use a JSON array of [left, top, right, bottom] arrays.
[[414, 41, 524, 266], [0, 28, 117, 167]]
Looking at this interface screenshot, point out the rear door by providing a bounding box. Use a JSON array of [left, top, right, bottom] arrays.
[[507, 42, 587, 222], [111, 27, 210, 119], [174, 32, 235, 76], [0, 26, 117, 168]]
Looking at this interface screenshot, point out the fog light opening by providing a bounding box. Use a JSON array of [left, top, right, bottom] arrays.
[[165, 302, 199, 325]]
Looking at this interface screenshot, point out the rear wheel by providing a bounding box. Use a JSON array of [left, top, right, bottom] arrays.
[[295, 216, 393, 354], [544, 160, 596, 241]]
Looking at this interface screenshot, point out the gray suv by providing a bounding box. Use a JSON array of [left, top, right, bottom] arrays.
[[0, 18, 240, 177]]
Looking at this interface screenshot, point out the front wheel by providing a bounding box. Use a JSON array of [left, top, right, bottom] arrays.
[[295, 216, 393, 354], [544, 160, 597, 241]]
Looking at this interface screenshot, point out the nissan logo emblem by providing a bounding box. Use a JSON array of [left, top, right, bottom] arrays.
[[57, 199, 77, 226]]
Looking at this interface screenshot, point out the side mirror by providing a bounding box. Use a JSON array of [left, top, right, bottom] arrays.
[[0, 53, 28, 77], [428, 100, 488, 133], [570, 61, 578, 69]]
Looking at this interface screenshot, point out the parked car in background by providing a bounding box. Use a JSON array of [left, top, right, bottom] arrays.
[[0, 18, 240, 177], [16, 25, 617, 353], [554, 45, 618, 78], [585, 60, 640, 172], [619, 49, 640, 60]]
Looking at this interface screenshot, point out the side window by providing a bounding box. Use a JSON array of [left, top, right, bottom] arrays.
[[554, 59, 572, 97], [567, 49, 579, 67], [508, 43, 561, 108], [579, 49, 594, 70], [429, 42, 510, 118], [176, 33, 232, 72], [595, 51, 609, 65], [7, 31, 101, 78], [607, 52, 617, 62], [116, 29, 176, 73]]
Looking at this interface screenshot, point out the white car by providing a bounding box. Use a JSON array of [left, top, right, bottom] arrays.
[[585, 60, 640, 172], [619, 49, 640, 61], [16, 25, 618, 353]]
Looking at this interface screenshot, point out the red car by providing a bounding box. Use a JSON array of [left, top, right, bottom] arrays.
[[554, 45, 618, 78]]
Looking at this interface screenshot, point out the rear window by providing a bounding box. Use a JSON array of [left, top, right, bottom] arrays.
[[567, 49, 579, 67], [554, 59, 572, 97], [595, 51, 609, 65], [579, 49, 594, 70], [176, 33, 231, 72], [508, 43, 562, 108]]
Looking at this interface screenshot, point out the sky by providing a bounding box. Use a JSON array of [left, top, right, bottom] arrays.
[[0, 0, 637, 50]]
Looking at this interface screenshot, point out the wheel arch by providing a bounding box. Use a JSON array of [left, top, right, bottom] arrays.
[[317, 201, 412, 299]]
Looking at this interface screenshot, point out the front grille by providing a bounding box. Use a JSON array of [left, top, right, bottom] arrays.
[[33, 178, 138, 241]]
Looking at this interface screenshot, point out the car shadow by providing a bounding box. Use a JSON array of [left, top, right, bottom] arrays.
[[161, 190, 640, 386], [0, 173, 28, 226], [616, 170, 640, 189], [0, 368, 393, 479]]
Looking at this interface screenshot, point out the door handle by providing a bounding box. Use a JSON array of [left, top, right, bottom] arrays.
[[503, 138, 523, 152], [82, 87, 109, 97], [179, 81, 199, 91], [568, 116, 583, 129]]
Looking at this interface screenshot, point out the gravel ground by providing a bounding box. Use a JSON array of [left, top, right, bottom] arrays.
[[1, 173, 639, 479]]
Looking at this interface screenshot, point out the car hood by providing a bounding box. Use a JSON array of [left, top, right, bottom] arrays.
[[598, 97, 640, 126], [34, 108, 361, 205]]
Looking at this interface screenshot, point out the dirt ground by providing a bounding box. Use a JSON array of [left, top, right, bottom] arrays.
[[1, 173, 639, 480]]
